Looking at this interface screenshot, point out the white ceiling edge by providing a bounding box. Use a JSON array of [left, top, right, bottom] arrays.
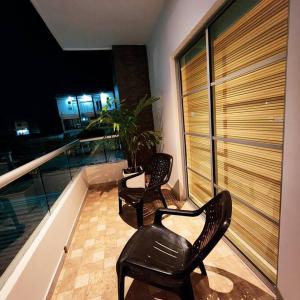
[[30, 0, 166, 51], [63, 47, 112, 51], [63, 44, 145, 51], [31, 0, 64, 49]]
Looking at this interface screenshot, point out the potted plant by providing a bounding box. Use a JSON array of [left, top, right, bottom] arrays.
[[87, 96, 161, 185]]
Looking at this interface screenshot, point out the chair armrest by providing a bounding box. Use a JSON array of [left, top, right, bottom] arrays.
[[154, 207, 205, 225], [145, 177, 170, 192], [120, 170, 145, 190]]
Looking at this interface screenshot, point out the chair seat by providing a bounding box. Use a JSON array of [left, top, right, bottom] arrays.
[[118, 224, 195, 278], [118, 182, 145, 206]]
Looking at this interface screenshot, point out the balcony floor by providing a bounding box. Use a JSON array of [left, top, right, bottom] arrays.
[[50, 185, 275, 300]]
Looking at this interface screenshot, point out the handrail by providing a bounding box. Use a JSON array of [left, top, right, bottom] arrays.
[[0, 140, 79, 190], [79, 134, 119, 143]]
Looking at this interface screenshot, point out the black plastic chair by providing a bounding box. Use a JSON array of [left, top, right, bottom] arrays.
[[118, 153, 173, 227], [116, 191, 232, 300]]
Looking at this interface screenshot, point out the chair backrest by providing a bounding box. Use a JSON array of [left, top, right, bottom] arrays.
[[148, 153, 173, 188], [193, 191, 232, 260]]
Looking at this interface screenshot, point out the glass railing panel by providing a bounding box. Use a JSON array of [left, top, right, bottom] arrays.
[[0, 152, 15, 176], [0, 169, 49, 277], [0, 137, 125, 281], [39, 151, 72, 209], [67, 136, 124, 168]]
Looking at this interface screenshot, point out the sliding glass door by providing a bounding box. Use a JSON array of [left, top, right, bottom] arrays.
[[179, 0, 288, 283], [180, 36, 213, 203]]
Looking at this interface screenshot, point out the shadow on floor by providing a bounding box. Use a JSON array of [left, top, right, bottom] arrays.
[[119, 189, 186, 229], [125, 265, 274, 299]]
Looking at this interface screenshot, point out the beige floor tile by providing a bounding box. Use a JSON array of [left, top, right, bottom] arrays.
[[56, 290, 73, 300], [87, 297, 102, 300], [77, 261, 103, 275], [93, 250, 105, 262], [84, 239, 96, 248], [71, 286, 88, 300], [70, 248, 83, 258], [97, 224, 106, 231], [104, 257, 117, 269], [74, 273, 90, 289]]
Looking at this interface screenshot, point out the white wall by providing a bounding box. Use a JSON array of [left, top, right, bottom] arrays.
[[277, 0, 300, 299], [148, 0, 300, 297], [84, 160, 127, 185], [147, 0, 224, 198]]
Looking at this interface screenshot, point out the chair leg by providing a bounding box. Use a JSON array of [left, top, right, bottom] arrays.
[[117, 265, 125, 300], [158, 188, 167, 208], [179, 277, 194, 300], [118, 197, 123, 214], [199, 261, 207, 276], [136, 203, 143, 227]]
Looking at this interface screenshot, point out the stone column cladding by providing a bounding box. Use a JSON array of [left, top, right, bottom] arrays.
[[112, 45, 155, 167]]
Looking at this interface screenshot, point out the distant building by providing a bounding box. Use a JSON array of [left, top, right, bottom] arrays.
[[14, 121, 30, 136], [56, 91, 116, 133], [14, 121, 41, 136]]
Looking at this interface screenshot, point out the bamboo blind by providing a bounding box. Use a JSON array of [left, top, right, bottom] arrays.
[[216, 141, 282, 222], [186, 136, 211, 180], [226, 198, 279, 283], [214, 60, 286, 144], [212, 0, 289, 80], [188, 169, 212, 205], [183, 90, 209, 135], [213, 0, 288, 283], [181, 48, 207, 94]]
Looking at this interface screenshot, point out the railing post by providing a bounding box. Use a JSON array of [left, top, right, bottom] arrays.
[[37, 167, 51, 213], [65, 149, 73, 180]]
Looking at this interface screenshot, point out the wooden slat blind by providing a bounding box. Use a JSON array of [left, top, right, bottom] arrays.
[[226, 198, 279, 283], [181, 49, 207, 94], [183, 90, 209, 135], [214, 60, 286, 144], [188, 170, 212, 204], [212, 0, 288, 80], [212, 0, 288, 282], [186, 136, 211, 180], [216, 141, 282, 222], [181, 37, 211, 206]]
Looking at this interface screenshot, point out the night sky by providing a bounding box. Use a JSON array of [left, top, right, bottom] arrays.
[[0, 1, 113, 135]]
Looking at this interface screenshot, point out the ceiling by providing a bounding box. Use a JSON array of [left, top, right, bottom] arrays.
[[31, 0, 165, 50]]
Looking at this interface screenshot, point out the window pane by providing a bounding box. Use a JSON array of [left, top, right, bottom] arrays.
[[178, 0, 288, 284], [214, 61, 286, 144], [226, 197, 279, 283], [216, 140, 281, 222], [183, 90, 209, 135], [186, 136, 211, 180], [187, 169, 212, 205], [211, 0, 288, 80], [180, 36, 207, 94]]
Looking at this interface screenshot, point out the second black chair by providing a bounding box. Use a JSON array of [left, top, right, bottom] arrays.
[[116, 191, 232, 300], [118, 153, 173, 227]]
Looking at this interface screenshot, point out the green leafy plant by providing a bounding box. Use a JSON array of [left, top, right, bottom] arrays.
[[87, 96, 161, 170]]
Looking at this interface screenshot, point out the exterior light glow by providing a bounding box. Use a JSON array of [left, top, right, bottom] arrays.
[[81, 95, 91, 102], [16, 128, 30, 136]]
